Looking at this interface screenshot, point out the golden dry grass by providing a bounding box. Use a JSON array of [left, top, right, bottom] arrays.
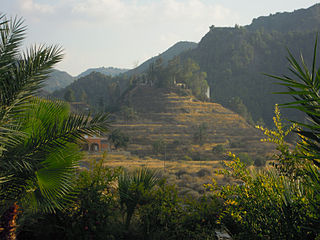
[[111, 86, 275, 173], [84, 151, 263, 196]]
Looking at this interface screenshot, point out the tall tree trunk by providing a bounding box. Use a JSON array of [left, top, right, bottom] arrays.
[[0, 203, 19, 240]]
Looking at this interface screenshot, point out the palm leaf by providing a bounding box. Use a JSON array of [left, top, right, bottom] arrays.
[[0, 14, 111, 218], [267, 36, 320, 164]]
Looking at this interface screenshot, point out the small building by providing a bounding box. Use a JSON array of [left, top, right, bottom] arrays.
[[176, 83, 187, 89], [82, 135, 110, 152]]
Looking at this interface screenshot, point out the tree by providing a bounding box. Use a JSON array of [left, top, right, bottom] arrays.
[[120, 106, 137, 123], [118, 168, 159, 230], [268, 38, 320, 234], [152, 138, 166, 155], [193, 123, 208, 145], [0, 15, 110, 239], [108, 129, 129, 149], [180, 58, 209, 100], [210, 36, 320, 239], [64, 88, 75, 102], [80, 90, 88, 103], [226, 96, 254, 125]]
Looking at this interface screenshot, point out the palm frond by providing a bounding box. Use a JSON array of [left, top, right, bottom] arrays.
[[267, 36, 320, 164], [0, 15, 62, 156], [0, 15, 25, 68], [0, 44, 63, 107], [0, 14, 112, 218], [21, 143, 81, 213]]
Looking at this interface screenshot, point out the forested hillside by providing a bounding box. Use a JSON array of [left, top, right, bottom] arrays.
[[247, 3, 320, 32], [52, 72, 122, 111], [53, 4, 320, 126], [125, 41, 197, 76], [182, 4, 320, 125], [43, 69, 75, 93]]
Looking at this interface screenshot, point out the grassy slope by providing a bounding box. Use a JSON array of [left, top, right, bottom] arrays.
[[113, 86, 274, 161]]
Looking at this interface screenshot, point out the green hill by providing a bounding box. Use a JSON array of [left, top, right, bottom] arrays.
[[52, 72, 118, 110], [247, 3, 320, 32], [43, 69, 75, 93], [181, 4, 320, 126], [125, 41, 197, 76]]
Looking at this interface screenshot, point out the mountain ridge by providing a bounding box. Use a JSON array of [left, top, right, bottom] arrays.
[[77, 66, 128, 78], [179, 3, 320, 125], [124, 41, 197, 76], [43, 69, 75, 93]]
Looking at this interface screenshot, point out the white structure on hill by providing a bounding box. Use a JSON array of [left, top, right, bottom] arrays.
[[206, 86, 210, 99]]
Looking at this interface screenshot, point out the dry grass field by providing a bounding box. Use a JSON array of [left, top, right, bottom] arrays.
[[88, 87, 276, 197], [84, 151, 266, 198]]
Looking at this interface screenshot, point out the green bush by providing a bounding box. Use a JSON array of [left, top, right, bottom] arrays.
[[238, 152, 253, 166], [18, 158, 123, 240], [209, 105, 320, 239], [230, 140, 247, 148], [118, 168, 159, 230], [212, 144, 225, 154], [254, 156, 267, 167], [138, 180, 220, 240], [192, 153, 201, 161], [108, 129, 130, 149], [195, 169, 211, 178]]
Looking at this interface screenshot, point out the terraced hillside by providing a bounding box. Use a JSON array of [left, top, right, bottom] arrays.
[[113, 86, 274, 161]]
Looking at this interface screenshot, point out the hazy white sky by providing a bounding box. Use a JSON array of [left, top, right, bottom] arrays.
[[3, 0, 319, 76]]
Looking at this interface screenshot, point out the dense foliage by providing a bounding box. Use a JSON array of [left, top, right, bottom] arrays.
[[18, 160, 221, 240], [0, 14, 110, 239], [53, 72, 122, 112], [206, 39, 320, 239]]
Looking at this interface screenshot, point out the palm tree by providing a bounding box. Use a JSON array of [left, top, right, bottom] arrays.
[[118, 168, 159, 230], [0, 15, 111, 239]]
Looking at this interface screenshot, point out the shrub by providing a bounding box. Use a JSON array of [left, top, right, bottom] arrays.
[[208, 104, 320, 239], [230, 140, 247, 148], [18, 157, 123, 239], [108, 129, 130, 149], [118, 168, 159, 230], [238, 152, 254, 166], [212, 154, 317, 239], [254, 156, 267, 167], [212, 144, 225, 154], [138, 180, 220, 240], [175, 169, 188, 179], [191, 152, 201, 161], [195, 168, 211, 178]]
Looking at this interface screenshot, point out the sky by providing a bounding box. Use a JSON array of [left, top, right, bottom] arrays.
[[2, 0, 319, 76]]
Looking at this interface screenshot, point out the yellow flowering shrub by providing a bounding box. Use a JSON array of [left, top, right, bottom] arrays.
[[208, 106, 319, 239]]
